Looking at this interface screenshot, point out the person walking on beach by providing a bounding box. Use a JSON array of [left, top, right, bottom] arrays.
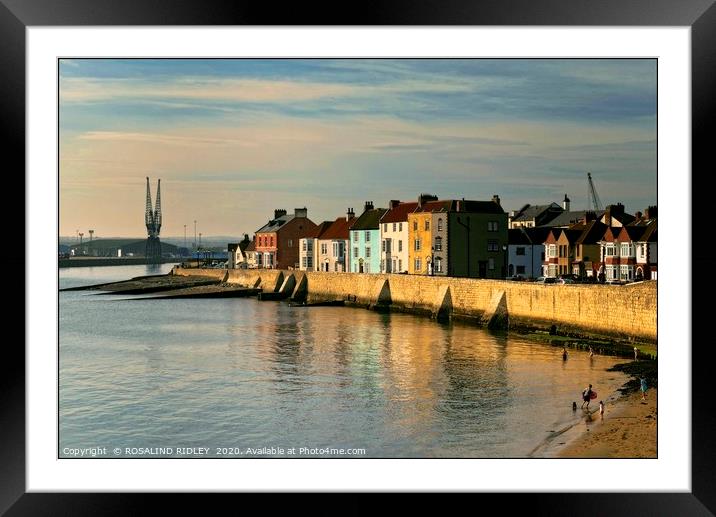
[[589, 346, 594, 358], [634, 346, 639, 360], [599, 400, 604, 420], [562, 347, 568, 361], [640, 377, 648, 401], [581, 384, 594, 409]]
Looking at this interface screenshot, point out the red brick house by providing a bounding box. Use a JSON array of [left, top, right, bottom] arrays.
[[255, 208, 317, 269]]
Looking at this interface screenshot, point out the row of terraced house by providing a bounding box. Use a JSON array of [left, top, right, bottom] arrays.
[[227, 193, 656, 282]]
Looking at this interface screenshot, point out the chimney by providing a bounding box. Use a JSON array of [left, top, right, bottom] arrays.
[[274, 209, 287, 220], [492, 194, 501, 206], [417, 193, 438, 207], [364, 201, 374, 212], [389, 199, 400, 209], [242, 233, 249, 242], [563, 194, 570, 211], [294, 207, 308, 218], [456, 199, 462, 212], [584, 210, 596, 223], [645, 205, 657, 219], [346, 208, 355, 221], [634, 211, 642, 220]]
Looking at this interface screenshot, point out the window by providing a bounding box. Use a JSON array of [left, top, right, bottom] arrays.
[[516, 265, 526, 274], [321, 243, 327, 255], [332, 242, 342, 257], [353, 232, 358, 242], [488, 240, 499, 252], [438, 218, 443, 231], [365, 231, 370, 242], [307, 240, 313, 252], [398, 259, 402, 272], [288, 239, 293, 247], [605, 244, 617, 257], [548, 245, 557, 258], [302, 240, 307, 252], [516, 247, 525, 256], [488, 221, 498, 232], [382, 240, 386, 252], [415, 258, 421, 271], [425, 220, 430, 231], [393, 223, 397, 232], [353, 247, 359, 258], [488, 258, 495, 270], [413, 220, 418, 231], [383, 223, 387, 232], [307, 257, 313, 269], [302, 257, 307, 268], [435, 257, 442, 273], [434, 236, 442, 252], [414, 239, 421, 251], [399, 222, 403, 232], [366, 247, 371, 258], [398, 240, 403, 252]]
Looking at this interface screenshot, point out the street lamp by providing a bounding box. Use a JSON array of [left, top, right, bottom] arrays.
[[502, 244, 508, 280]]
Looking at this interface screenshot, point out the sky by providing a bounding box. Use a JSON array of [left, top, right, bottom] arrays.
[[59, 59, 657, 238]]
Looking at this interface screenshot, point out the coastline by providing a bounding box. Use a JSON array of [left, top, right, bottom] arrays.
[[554, 388, 657, 458]]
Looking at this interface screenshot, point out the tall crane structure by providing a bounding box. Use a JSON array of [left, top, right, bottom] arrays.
[[145, 177, 162, 263], [587, 172, 603, 211]]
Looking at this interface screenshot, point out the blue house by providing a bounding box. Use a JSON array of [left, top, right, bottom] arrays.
[[348, 202, 387, 274]]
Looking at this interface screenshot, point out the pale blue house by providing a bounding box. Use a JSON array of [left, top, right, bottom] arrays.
[[348, 202, 387, 274]]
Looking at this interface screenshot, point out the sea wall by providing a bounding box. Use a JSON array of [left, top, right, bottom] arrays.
[[173, 267, 657, 342]]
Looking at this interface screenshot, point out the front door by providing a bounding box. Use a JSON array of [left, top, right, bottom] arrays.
[[478, 261, 487, 278]]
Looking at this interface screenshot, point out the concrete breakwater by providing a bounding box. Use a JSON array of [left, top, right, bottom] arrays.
[[173, 267, 657, 343]]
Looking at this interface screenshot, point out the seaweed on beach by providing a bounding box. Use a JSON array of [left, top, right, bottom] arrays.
[[608, 359, 658, 394]]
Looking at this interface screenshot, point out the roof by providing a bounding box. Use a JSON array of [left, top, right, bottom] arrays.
[[245, 240, 256, 252], [381, 202, 418, 223], [541, 210, 605, 228], [523, 227, 553, 244], [227, 242, 238, 252], [511, 203, 562, 222], [350, 208, 388, 231], [575, 221, 608, 245], [616, 225, 648, 243], [508, 228, 532, 245], [306, 221, 333, 239], [558, 228, 584, 243], [640, 220, 657, 242], [413, 199, 505, 215], [255, 213, 294, 233], [413, 200, 453, 213], [320, 216, 355, 240]]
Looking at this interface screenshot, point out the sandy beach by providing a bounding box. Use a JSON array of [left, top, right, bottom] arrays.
[[556, 388, 657, 458]]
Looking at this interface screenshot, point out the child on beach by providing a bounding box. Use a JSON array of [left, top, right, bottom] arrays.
[[562, 347, 568, 361], [581, 384, 593, 409], [640, 377, 648, 400], [599, 400, 604, 419], [589, 346, 594, 358]]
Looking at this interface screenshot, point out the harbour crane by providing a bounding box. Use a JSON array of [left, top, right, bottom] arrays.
[[587, 172, 603, 211]]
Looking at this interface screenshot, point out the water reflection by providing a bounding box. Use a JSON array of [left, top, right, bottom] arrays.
[[60, 265, 630, 458]]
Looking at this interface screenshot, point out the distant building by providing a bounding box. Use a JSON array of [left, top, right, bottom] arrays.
[[507, 227, 551, 279], [408, 195, 508, 278], [598, 220, 657, 282], [509, 202, 563, 229], [349, 202, 387, 274], [542, 228, 582, 278], [299, 221, 333, 271], [227, 234, 252, 269], [254, 208, 317, 269], [316, 209, 355, 272], [379, 200, 418, 274], [571, 220, 608, 279], [245, 237, 258, 269]]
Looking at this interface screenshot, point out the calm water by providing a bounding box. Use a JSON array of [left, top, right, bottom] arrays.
[[59, 265, 628, 458]]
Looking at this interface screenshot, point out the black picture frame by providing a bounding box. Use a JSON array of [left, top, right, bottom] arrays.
[[3, 1, 711, 513]]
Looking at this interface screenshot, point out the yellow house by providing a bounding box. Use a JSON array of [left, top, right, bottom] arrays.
[[407, 195, 449, 275]]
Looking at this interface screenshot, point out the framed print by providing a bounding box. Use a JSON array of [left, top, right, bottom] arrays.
[[3, 0, 712, 513]]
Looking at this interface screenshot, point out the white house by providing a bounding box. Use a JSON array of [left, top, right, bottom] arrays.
[[379, 200, 417, 274]]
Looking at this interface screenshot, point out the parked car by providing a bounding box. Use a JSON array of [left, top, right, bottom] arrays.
[[535, 276, 556, 284], [557, 278, 575, 284]]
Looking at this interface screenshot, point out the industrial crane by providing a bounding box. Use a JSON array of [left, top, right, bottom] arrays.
[[587, 172, 603, 211]]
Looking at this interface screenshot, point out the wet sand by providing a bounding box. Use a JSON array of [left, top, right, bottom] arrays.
[[557, 389, 657, 458]]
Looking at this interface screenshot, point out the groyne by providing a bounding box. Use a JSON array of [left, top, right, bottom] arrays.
[[59, 257, 179, 268], [173, 267, 657, 343]]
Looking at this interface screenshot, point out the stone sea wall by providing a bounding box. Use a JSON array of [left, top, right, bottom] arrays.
[[173, 267, 657, 342]]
